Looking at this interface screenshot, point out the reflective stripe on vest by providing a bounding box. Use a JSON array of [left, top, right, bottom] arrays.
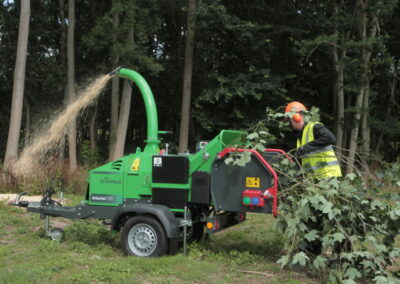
[[297, 122, 342, 178], [301, 145, 334, 158]]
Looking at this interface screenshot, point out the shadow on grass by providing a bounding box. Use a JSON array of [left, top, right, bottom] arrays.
[[203, 236, 284, 259]]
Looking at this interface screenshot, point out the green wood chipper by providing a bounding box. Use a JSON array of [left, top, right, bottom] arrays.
[[13, 67, 289, 257]]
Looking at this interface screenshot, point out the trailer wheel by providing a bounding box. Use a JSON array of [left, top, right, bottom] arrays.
[[122, 215, 168, 257], [49, 228, 64, 241]]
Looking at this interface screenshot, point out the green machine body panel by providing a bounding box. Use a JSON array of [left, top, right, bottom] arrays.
[[88, 158, 126, 206], [123, 151, 153, 200], [188, 130, 247, 174], [87, 130, 247, 208]]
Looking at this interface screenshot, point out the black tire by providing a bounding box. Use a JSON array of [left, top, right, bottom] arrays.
[[121, 215, 168, 257], [186, 222, 205, 243]]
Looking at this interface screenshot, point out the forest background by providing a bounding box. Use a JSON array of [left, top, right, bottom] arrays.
[[1, 0, 400, 177]]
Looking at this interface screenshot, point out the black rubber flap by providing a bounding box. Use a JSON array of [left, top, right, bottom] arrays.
[[210, 155, 273, 214]]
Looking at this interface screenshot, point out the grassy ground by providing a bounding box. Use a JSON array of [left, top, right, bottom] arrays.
[[0, 196, 318, 284]]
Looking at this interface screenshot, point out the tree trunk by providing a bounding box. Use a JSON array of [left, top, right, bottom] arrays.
[[360, 2, 380, 156], [67, 0, 77, 171], [59, 0, 67, 162], [333, 41, 346, 154], [112, 27, 134, 160], [90, 102, 98, 154], [343, 90, 352, 150], [346, 1, 367, 174], [4, 0, 30, 170], [178, 0, 197, 153], [361, 86, 370, 155], [59, 0, 66, 68], [23, 96, 30, 147], [108, 0, 120, 161], [113, 80, 132, 159], [375, 72, 397, 153]]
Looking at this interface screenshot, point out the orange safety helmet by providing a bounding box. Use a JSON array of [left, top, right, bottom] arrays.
[[285, 101, 307, 122]]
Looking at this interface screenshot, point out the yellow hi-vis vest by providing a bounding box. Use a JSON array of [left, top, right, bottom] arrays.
[[297, 122, 342, 178]]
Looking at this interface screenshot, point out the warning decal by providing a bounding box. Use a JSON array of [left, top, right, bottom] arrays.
[[131, 158, 140, 171], [246, 177, 260, 188]]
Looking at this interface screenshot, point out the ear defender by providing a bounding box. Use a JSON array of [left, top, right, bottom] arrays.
[[285, 102, 307, 123], [292, 113, 303, 123]]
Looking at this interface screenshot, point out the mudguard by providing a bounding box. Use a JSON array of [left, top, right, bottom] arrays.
[[111, 203, 179, 238]]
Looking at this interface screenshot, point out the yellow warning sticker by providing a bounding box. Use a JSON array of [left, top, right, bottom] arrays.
[[131, 158, 140, 171], [246, 177, 260, 188]]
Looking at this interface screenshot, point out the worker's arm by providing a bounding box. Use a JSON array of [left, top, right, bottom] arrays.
[[296, 124, 336, 156]]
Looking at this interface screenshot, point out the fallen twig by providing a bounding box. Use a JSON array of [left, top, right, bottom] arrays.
[[237, 270, 273, 277]]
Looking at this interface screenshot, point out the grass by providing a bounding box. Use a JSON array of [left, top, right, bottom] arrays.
[[0, 198, 318, 284]]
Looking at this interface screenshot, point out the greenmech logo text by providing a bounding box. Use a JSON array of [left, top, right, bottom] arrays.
[[100, 177, 122, 184]]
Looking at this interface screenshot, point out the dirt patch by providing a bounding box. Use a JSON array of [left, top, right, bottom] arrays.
[[51, 219, 72, 229], [388, 257, 400, 272]]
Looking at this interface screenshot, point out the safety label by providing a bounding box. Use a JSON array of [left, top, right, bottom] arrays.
[[246, 177, 260, 188], [131, 158, 140, 171], [153, 157, 162, 167]]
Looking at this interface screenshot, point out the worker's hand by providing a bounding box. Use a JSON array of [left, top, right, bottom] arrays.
[[293, 147, 305, 158]]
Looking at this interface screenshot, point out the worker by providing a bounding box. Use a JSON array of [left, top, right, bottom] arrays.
[[285, 101, 343, 256], [284, 101, 342, 179]]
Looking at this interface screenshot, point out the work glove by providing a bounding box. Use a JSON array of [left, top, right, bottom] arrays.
[[293, 147, 305, 158]]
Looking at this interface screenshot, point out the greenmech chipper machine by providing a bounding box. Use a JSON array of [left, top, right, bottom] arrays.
[[13, 68, 290, 257]]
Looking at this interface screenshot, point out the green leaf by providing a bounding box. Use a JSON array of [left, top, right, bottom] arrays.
[[344, 267, 361, 280], [298, 222, 308, 232], [373, 276, 390, 284], [333, 233, 345, 243], [291, 252, 309, 267], [389, 208, 400, 220], [277, 255, 289, 268], [361, 260, 374, 270], [346, 173, 357, 181], [297, 205, 311, 221], [300, 198, 309, 206], [254, 143, 265, 152], [389, 248, 400, 258], [342, 280, 357, 284], [321, 235, 334, 247], [312, 255, 327, 270], [340, 252, 354, 261], [304, 230, 319, 242], [375, 244, 387, 253], [369, 216, 377, 222], [247, 133, 259, 140], [322, 202, 334, 220], [224, 157, 234, 165], [332, 208, 341, 217], [371, 199, 384, 210]]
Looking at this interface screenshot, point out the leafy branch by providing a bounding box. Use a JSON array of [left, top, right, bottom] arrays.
[[226, 107, 400, 282]]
